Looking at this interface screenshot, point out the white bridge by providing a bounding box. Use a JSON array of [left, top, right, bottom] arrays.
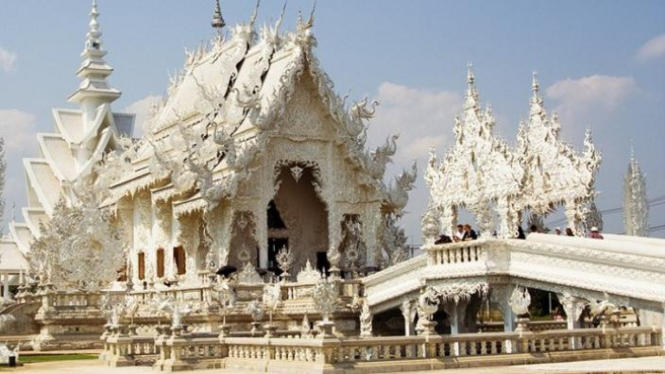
[[364, 233, 665, 332]]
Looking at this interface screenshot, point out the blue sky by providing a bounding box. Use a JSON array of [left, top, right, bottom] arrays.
[[0, 0, 663, 240]]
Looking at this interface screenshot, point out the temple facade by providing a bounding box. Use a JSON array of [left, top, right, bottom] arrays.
[[5, 1, 416, 291]]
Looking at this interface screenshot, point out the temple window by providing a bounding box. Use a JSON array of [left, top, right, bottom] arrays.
[[156, 248, 165, 278], [138, 252, 145, 280], [174, 246, 186, 275]]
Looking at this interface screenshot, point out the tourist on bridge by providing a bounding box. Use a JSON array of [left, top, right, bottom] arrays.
[[463, 224, 477, 241], [453, 224, 466, 242], [589, 227, 604, 239]]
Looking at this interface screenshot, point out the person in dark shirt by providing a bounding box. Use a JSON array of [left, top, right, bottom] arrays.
[[565, 228, 574, 236], [434, 234, 452, 244], [517, 226, 526, 239], [529, 225, 538, 234], [463, 224, 477, 240]]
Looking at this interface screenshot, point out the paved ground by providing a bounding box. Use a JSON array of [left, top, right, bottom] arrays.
[[9, 356, 665, 373]]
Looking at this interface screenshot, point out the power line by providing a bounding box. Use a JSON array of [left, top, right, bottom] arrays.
[[544, 195, 665, 226]]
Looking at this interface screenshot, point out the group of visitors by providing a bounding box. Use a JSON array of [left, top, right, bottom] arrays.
[[434, 224, 479, 244], [436, 222, 604, 245]]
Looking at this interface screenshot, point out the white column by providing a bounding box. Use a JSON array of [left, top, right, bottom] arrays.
[[3, 274, 9, 302], [401, 301, 416, 336]]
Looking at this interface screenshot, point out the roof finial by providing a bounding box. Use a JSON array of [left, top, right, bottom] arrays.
[[275, 1, 287, 32], [249, 0, 261, 29], [532, 71, 539, 93], [467, 63, 475, 86], [211, 0, 226, 32], [86, 0, 103, 51]]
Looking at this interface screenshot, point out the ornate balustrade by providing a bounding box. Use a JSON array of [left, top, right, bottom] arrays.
[[427, 240, 489, 267], [145, 326, 662, 372], [103, 331, 159, 367]]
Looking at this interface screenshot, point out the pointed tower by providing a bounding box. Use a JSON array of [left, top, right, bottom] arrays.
[[4, 0, 134, 263], [69, 0, 121, 117], [624, 147, 649, 236], [211, 0, 226, 31]]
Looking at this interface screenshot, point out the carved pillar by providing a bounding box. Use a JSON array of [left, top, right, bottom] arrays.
[[443, 300, 469, 335], [495, 197, 514, 239], [176, 213, 201, 284], [400, 300, 417, 336], [254, 205, 268, 269], [564, 199, 583, 236], [326, 209, 343, 273], [116, 198, 134, 284], [490, 285, 515, 332], [133, 191, 152, 286], [558, 293, 585, 330], [207, 204, 235, 267], [440, 205, 457, 237], [361, 208, 380, 268], [558, 293, 586, 350], [170, 216, 180, 279], [152, 201, 173, 282]]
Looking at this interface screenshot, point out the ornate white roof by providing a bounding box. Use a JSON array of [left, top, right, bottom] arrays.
[[0, 239, 29, 272], [516, 73, 601, 215]]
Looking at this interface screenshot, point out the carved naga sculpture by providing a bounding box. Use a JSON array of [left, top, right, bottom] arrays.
[[385, 161, 417, 215], [365, 134, 398, 181]]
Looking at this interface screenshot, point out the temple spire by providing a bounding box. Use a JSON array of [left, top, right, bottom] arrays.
[[69, 0, 120, 108], [467, 63, 475, 86], [531, 71, 539, 93], [211, 0, 226, 32], [624, 144, 649, 237]]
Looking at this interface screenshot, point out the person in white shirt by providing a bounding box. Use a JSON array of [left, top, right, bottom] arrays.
[[453, 224, 466, 242]]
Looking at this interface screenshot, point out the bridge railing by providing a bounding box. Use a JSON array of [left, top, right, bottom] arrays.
[[426, 240, 491, 266], [139, 325, 662, 371]]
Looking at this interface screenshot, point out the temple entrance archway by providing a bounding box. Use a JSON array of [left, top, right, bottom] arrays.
[[269, 164, 329, 274]]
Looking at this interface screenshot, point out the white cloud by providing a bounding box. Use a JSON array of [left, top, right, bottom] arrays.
[[635, 34, 665, 62], [369, 82, 462, 162], [368, 82, 463, 243], [545, 75, 637, 125], [123, 95, 162, 138], [0, 109, 37, 151], [0, 47, 17, 73]]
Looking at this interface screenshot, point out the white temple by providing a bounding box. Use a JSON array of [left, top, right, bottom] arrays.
[[0, 1, 663, 372]]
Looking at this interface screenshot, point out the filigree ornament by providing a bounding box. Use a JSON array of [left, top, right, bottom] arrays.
[[237, 243, 251, 263], [508, 286, 531, 316], [244, 299, 264, 322], [275, 245, 294, 279], [300, 313, 312, 338], [359, 299, 373, 337], [237, 262, 263, 284], [214, 277, 237, 325], [296, 259, 321, 284], [312, 277, 338, 322], [30, 198, 124, 292], [289, 165, 304, 183], [417, 287, 440, 322], [262, 282, 281, 323]]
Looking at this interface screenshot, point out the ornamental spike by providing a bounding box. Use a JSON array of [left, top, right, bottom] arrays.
[[467, 63, 475, 86], [211, 0, 226, 31], [249, 0, 261, 29], [532, 71, 539, 93]]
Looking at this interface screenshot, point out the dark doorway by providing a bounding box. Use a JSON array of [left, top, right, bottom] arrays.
[[316, 251, 330, 276], [268, 238, 288, 275]]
